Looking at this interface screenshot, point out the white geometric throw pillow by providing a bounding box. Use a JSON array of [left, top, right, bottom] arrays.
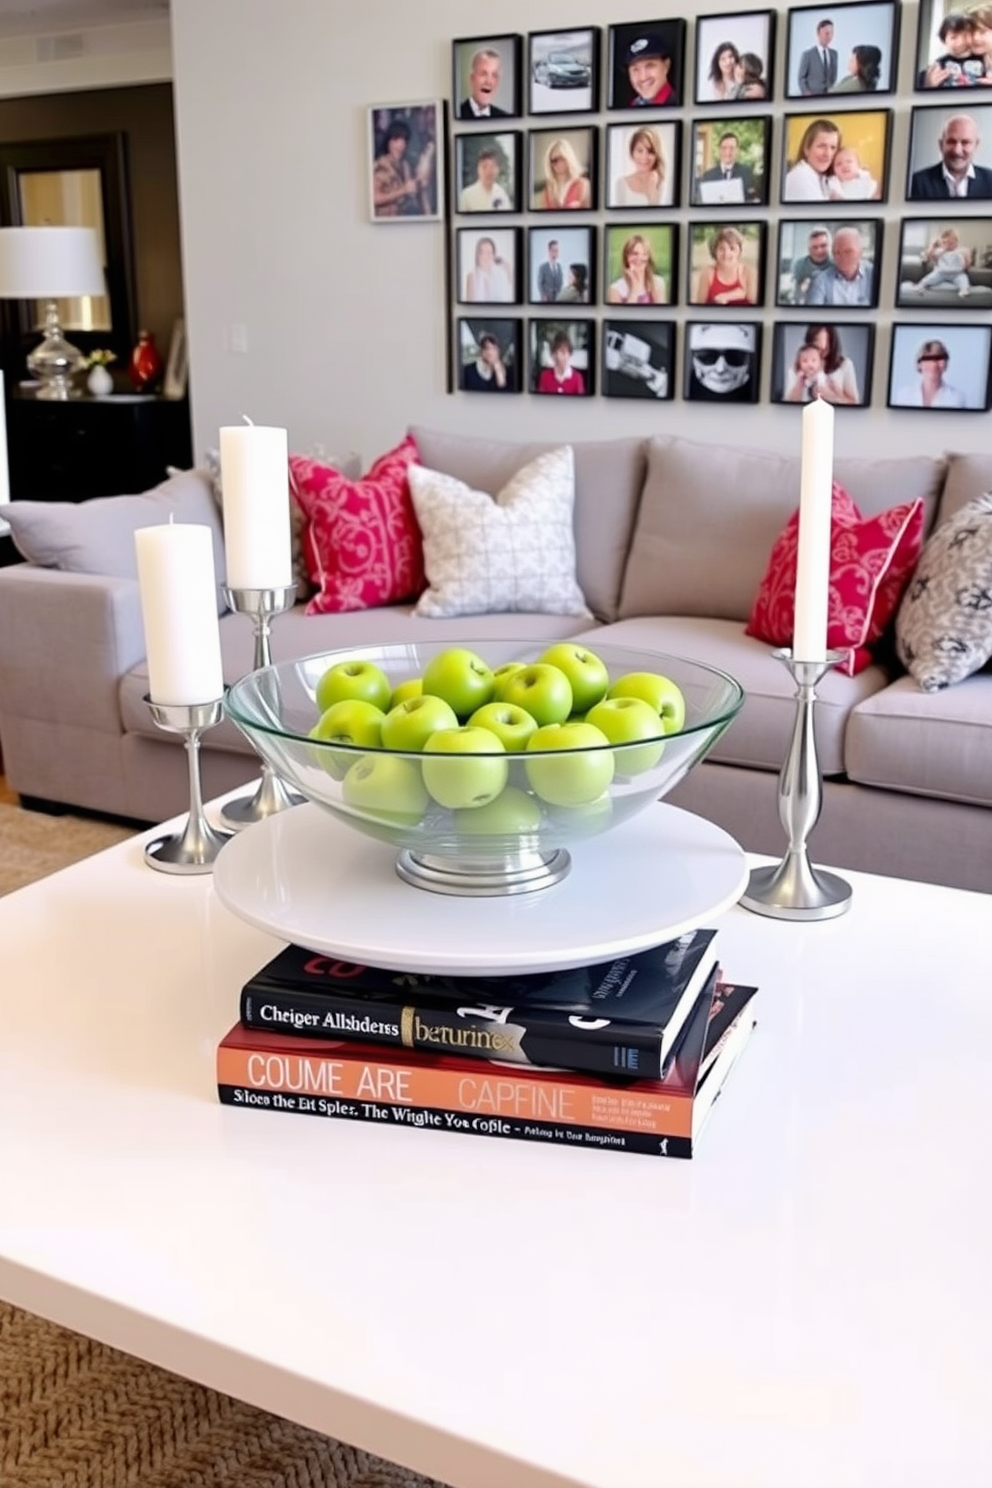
[[895, 492, 992, 691], [408, 445, 591, 619]]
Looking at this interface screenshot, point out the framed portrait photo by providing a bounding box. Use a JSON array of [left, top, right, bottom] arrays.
[[457, 317, 522, 393], [887, 322, 992, 411], [528, 28, 600, 115], [775, 217, 882, 308], [906, 104, 992, 201], [895, 216, 992, 309], [683, 320, 761, 402], [606, 20, 686, 109], [530, 317, 595, 396], [690, 115, 771, 206], [527, 226, 596, 306], [454, 131, 521, 213], [456, 226, 521, 306], [688, 220, 766, 309], [914, 0, 991, 91], [529, 126, 597, 210], [452, 35, 522, 121], [771, 320, 875, 405], [694, 11, 776, 105], [603, 320, 676, 399], [163, 317, 187, 399], [368, 102, 444, 222], [781, 109, 891, 205], [603, 223, 678, 307], [784, 1, 900, 99], [605, 121, 681, 209]]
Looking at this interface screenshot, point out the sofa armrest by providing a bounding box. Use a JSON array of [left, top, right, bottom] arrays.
[[0, 565, 145, 736]]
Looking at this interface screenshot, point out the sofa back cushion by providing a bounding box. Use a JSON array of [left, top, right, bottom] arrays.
[[409, 426, 646, 624], [937, 451, 992, 524], [618, 436, 947, 622]]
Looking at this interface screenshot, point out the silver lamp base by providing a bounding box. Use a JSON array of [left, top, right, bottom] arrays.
[[27, 300, 86, 400]]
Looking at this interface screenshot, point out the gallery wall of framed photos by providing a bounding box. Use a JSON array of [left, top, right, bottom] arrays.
[[431, 3, 992, 412]]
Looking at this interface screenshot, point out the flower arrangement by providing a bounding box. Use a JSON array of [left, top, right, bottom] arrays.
[[82, 349, 117, 369]]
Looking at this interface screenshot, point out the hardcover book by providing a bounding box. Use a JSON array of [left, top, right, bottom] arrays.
[[240, 927, 719, 1079], [217, 977, 759, 1159]]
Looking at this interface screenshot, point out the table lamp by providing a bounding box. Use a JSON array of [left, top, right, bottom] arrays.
[[0, 226, 106, 400]]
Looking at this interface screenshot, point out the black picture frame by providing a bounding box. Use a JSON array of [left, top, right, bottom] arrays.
[[528, 125, 597, 210], [774, 217, 882, 308], [906, 104, 992, 201], [529, 317, 596, 396], [687, 220, 767, 309], [455, 226, 521, 305], [527, 27, 601, 115], [887, 322, 992, 411], [604, 121, 681, 209], [683, 320, 762, 401], [693, 11, 777, 105], [784, 1, 900, 99], [913, 0, 989, 91], [770, 320, 875, 405], [454, 130, 521, 213], [690, 114, 771, 206], [603, 319, 676, 399], [452, 35, 522, 121], [603, 223, 679, 307], [895, 216, 992, 309], [606, 20, 687, 109], [781, 108, 891, 205], [456, 317, 522, 393], [527, 225, 596, 306]]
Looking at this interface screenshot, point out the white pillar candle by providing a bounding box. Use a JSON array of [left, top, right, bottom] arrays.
[[793, 399, 835, 663], [218, 423, 292, 589], [135, 523, 224, 705]]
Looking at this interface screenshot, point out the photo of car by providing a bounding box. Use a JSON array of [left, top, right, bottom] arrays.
[[534, 51, 592, 87], [529, 28, 599, 115]]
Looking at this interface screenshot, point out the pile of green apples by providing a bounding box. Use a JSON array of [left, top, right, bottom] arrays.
[[308, 644, 686, 828]]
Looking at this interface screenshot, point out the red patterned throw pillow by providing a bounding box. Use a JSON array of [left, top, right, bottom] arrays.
[[746, 482, 925, 675], [289, 435, 425, 615]]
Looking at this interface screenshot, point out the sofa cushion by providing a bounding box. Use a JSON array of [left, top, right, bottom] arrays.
[[4, 469, 227, 614], [409, 426, 646, 623], [290, 436, 425, 615], [937, 451, 992, 523], [618, 436, 946, 622], [847, 673, 992, 808], [408, 447, 591, 619], [746, 484, 925, 674], [894, 493, 992, 691]]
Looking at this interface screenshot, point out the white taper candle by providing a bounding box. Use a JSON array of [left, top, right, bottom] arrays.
[[793, 398, 834, 662], [135, 522, 224, 704]]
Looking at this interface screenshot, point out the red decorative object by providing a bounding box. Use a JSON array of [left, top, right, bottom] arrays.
[[746, 482, 925, 675], [129, 329, 163, 392], [289, 435, 425, 615]]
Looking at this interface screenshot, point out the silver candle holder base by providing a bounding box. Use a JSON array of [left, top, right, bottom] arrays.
[[144, 697, 233, 874], [220, 583, 305, 831], [739, 649, 853, 922]]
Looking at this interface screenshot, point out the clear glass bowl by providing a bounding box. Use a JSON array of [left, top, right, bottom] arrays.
[[224, 640, 744, 896]]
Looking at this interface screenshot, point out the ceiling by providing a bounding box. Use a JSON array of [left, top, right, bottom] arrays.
[[0, 0, 167, 36]]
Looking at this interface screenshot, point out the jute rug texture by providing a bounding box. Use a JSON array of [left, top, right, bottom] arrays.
[[0, 799, 450, 1488]]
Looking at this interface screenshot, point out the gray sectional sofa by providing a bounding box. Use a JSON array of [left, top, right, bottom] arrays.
[[1, 425, 990, 894]]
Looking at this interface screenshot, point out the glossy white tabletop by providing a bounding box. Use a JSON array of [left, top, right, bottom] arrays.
[[0, 803, 990, 1488]]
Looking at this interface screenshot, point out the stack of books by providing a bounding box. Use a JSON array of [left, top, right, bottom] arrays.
[[216, 926, 758, 1160]]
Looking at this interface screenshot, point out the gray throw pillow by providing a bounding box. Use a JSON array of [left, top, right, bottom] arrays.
[[895, 492, 992, 691]]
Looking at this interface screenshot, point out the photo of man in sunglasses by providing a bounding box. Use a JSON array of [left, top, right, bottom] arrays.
[[685, 321, 759, 401]]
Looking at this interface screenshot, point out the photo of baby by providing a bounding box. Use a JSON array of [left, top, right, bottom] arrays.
[[781, 110, 890, 203], [897, 216, 992, 307], [771, 321, 875, 405]]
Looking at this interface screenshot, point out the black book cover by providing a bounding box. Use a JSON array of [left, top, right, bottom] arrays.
[[240, 927, 719, 1080]]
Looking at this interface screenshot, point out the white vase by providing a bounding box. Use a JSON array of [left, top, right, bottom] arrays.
[[87, 364, 113, 397]]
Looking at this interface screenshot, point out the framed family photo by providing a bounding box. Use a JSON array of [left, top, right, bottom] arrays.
[[776, 218, 882, 306], [694, 11, 776, 104], [452, 35, 521, 120], [770, 320, 875, 405], [457, 317, 522, 393], [454, 131, 520, 213], [683, 321, 762, 402], [603, 223, 677, 305], [887, 322, 992, 410], [606, 20, 687, 109], [603, 320, 676, 399], [530, 318, 595, 396], [784, 1, 900, 98], [605, 121, 680, 208], [781, 109, 891, 204], [527, 226, 595, 306], [688, 221, 766, 308], [529, 126, 596, 210], [368, 102, 444, 222], [906, 104, 992, 200], [690, 115, 771, 206], [456, 227, 520, 305], [914, 0, 991, 90], [528, 28, 600, 114], [895, 216, 992, 308]]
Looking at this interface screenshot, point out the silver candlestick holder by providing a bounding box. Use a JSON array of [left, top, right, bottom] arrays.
[[144, 696, 233, 874], [739, 648, 853, 922], [220, 582, 304, 831]]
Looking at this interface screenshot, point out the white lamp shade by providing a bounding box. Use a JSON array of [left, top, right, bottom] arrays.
[[0, 226, 105, 299]]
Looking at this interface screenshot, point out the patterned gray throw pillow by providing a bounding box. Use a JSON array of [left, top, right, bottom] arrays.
[[895, 492, 992, 691]]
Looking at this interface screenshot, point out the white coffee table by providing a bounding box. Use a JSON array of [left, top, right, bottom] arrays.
[[0, 800, 990, 1488]]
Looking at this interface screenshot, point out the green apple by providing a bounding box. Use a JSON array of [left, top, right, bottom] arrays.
[[607, 671, 686, 734], [454, 785, 544, 836], [341, 753, 429, 825], [381, 693, 459, 752], [310, 698, 385, 749], [546, 792, 615, 839], [315, 659, 392, 714], [467, 701, 539, 753], [492, 661, 527, 700], [524, 721, 615, 807], [421, 726, 508, 809], [586, 696, 666, 776], [421, 648, 495, 719], [389, 677, 423, 708], [539, 643, 610, 714], [498, 663, 572, 727]]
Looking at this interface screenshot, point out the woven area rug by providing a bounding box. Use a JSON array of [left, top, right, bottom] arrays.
[[0, 801, 134, 898]]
